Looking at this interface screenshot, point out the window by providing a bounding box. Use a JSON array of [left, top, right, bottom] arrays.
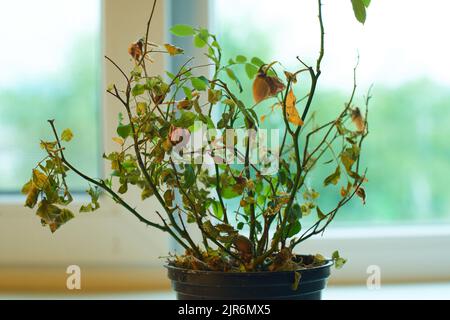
[[0, 0, 101, 193], [0, 1, 170, 280], [212, 0, 450, 224]]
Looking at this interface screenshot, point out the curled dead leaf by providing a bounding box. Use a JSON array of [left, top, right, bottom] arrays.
[[252, 67, 285, 104], [351, 107, 365, 133], [355, 186, 366, 205], [233, 235, 253, 262], [285, 89, 304, 126], [128, 39, 144, 61], [284, 71, 297, 83], [176, 99, 191, 110]]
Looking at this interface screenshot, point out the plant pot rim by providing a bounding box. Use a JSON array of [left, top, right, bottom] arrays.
[[165, 256, 333, 275]]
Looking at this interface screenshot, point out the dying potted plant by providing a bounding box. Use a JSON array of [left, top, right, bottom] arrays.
[[22, 0, 371, 299]]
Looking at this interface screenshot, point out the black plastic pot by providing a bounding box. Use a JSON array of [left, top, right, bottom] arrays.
[[166, 257, 333, 300]]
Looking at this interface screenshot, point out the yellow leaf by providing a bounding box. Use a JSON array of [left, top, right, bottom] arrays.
[[260, 114, 267, 123], [162, 138, 172, 152], [164, 43, 184, 56], [61, 129, 73, 142], [32, 169, 48, 189], [285, 89, 304, 126], [112, 137, 124, 146], [24, 183, 39, 208], [136, 102, 147, 115]]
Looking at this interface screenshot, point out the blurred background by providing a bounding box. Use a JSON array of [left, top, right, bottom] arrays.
[[1, 0, 450, 299]]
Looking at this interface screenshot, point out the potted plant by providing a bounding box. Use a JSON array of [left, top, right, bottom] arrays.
[[21, 0, 370, 300]]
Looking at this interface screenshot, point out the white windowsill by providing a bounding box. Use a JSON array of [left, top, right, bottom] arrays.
[[3, 282, 450, 300]]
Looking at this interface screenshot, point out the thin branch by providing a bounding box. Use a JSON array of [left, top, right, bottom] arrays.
[[105, 55, 129, 82], [291, 170, 367, 247], [356, 85, 372, 173], [316, 0, 325, 74]]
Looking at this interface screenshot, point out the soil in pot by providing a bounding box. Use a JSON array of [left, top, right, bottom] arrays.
[[166, 255, 333, 300]]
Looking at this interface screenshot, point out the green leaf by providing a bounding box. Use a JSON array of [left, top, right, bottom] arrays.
[[170, 24, 195, 37], [117, 124, 132, 139], [193, 34, 207, 48], [332, 250, 347, 269], [351, 0, 367, 24], [174, 111, 196, 128], [236, 55, 247, 63], [61, 129, 73, 142], [141, 187, 154, 200], [166, 71, 176, 79], [292, 271, 302, 290], [191, 77, 208, 91], [80, 186, 100, 212], [211, 40, 221, 49], [222, 186, 242, 199], [324, 166, 341, 186], [362, 0, 370, 7], [251, 57, 265, 67], [245, 63, 258, 79], [225, 68, 237, 81], [118, 183, 128, 194], [211, 201, 224, 220], [183, 164, 195, 188], [288, 204, 302, 223], [131, 84, 146, 96], [182, 86, 193, 99], [317, 207, 326, 220], [225, 68, 243, 92], [198, 28, 209, 40], [285, 221, 302, 238]]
